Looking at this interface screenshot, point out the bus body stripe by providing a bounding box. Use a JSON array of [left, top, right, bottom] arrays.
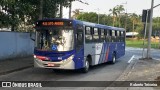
[[98, 43, 104, 64], [105, 45, 110, 62], [101, 43, 107, 63]]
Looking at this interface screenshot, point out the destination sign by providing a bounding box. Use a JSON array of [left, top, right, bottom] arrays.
[[42, 21, 64, 26]]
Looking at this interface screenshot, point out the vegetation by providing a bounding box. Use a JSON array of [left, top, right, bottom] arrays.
[[126, 39, 160, 49], [0, 0, 74, 31], [73, 5, 160, 38]]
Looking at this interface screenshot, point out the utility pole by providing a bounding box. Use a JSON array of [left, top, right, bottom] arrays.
[[97, 8, 100, 24], [146, 0, 154, 59], [39, 0, 43, 20], [69, 0, 72, 19], [59, 4, 63, 18], [142, 10, 149, 58]]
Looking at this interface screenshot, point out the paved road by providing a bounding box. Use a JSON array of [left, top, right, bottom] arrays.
[[126, 47, 160, 60], [0, 47, 160, 90]]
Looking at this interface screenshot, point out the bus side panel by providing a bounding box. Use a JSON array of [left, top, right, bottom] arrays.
[[73, 48, 84, 69], [116, 42, 121, 59], [84, 43, 95, 65], [107, 43, 116, 61], [98, 43, 110, 63], [98, 43, 107, 64], [116, 42, 125, 59], [84, 43, 108, 65]]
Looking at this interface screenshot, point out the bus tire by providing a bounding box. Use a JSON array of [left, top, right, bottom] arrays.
[[81, 59, 89, 73], [111, 53, 116, 64]]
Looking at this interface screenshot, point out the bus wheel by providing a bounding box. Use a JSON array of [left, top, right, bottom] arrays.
[[111, 53, 116, 64], [82, 59, 89, 73]]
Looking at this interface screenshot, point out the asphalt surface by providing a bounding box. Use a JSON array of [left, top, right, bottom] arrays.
[[0, 47, 160, 90]]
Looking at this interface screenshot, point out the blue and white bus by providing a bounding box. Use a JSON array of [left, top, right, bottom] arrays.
[[34, 18, 125, 73]]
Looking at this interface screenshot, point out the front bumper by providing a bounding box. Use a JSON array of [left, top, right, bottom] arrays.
[[34, 58, 75, 70]]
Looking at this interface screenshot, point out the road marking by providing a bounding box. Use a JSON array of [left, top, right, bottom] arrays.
[[128, 55, 135, 63]]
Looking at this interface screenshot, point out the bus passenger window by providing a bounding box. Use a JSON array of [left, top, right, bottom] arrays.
[[85, 26, 92, 43], [115, 31, 117, 36], [117, 31, 120, 42], [121, 31, 124, 36], [101, 29, 104, 35], [111, 30, 115, 42], [94, 28, 98, 35], [85, 27, 91, 35], [76, 33, 83, 43], [100, 29, 105, 42], [112, 30, 115, 36], [93, 28, 99, 43], [115, 31, 117, 42], [109, 30, 112, 36], [106, 30, 110, 42], [120, 31, 124, 42], [122, 31, 125, 42], [117, 31, 120, 36]]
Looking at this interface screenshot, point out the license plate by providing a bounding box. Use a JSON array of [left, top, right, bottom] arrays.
[[47, 63, 54, 66]]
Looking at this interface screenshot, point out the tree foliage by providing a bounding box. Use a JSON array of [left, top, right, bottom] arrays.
[[76, 5, 160, 38], [0, 0, 74, 31]]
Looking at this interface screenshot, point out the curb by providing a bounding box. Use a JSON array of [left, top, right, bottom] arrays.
[[116, 58, 138, 81], [104, 58, 139, 90], [0, 65, 33, 75]]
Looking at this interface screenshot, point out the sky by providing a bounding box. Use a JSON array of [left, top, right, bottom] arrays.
[[63, 0, 160, 18]]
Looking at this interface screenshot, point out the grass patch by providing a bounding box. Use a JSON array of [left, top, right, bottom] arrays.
[[126, 38, 160, 49]]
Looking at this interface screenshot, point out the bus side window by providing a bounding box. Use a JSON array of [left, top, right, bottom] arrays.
[[105, 30, 109, 42], [122, 31, 125, 42], [115, 30, 117, 42], [120, 31, 125, 42], [93, 28, 99, 43], [116, 31, 120, 42], [100, 29, 105, 42], [119, 31, 122, 42], [112, 30, 115, 42], [85, 26, 92, 43], [76, 24, 83, 51]]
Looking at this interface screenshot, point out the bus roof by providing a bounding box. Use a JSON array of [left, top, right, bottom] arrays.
[[74, 19, 125, 31], [37, 18, 125, 31]]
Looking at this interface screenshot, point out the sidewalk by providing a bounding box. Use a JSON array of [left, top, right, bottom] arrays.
[[105, 58, 160, 90], [0, 56, 33, 75]]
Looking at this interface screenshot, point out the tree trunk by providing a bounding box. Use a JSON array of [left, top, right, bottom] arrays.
[[39, 0, 43, 20], [119, 16, 121, 27], [112, 16, 115, 26], [11, 5, 15, 31], [69, 1, 72, 19], [59, 4, 63, 18]]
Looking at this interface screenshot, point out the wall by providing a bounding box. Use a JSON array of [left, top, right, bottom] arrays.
[[0, 32, 34, 60]]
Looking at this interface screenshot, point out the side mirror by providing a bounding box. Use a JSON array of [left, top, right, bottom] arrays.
[[30, 32, 35, 41]]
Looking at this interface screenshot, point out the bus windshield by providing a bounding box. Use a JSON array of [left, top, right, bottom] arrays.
[[36, 28, 74, 51]]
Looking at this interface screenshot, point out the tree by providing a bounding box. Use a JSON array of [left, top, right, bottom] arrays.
[[109, 7, 118, 27], [0, 0, 75, 31], [130, 13, 138, 32], [116, 5, 125, 27], [77, 12, 98, 23], [72, 9, 82, 19]]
